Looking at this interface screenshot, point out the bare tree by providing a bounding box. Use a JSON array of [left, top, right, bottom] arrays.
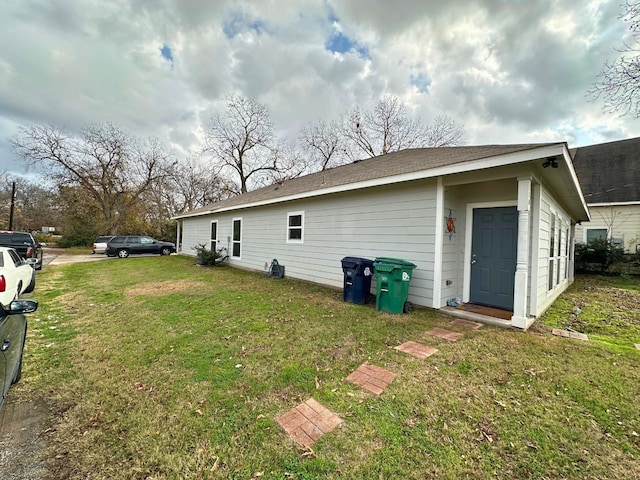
[[203, 94, 301, 194], [424, 115, 466, 147], [589, 1, 640, 116], [0, 173, 60, 231], [299, 119, 347, 171], [165, 156, 233, 214], [341, 95, 465, 161], [11, 123, 176, 234]]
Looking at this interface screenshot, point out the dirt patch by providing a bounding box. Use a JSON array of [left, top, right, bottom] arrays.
[[0, 396, 49, 480], [125, 279, 205, 297]]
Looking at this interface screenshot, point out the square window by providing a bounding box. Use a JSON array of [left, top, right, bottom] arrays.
[[287, 212, 304, 243]]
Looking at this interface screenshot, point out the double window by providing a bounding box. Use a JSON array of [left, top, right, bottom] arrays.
[[287, 211, 304, 243]]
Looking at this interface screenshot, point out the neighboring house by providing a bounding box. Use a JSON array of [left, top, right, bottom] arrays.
[[572, 137, 640, 252], [174, 144, 589, 330]]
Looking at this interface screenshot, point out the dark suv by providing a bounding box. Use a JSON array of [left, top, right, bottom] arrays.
[[106, 236, 175, 258], [0, 231, 43, 270]]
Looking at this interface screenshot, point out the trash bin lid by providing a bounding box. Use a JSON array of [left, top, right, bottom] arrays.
[[341, 256, 374, 266], [374, 257, 417, 269]]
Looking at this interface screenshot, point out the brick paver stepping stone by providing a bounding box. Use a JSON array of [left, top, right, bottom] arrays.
[[634, 344, 640, 350], [395, 341, 438, 359], [277, 398, 343, 448], [450, 318, 483, 329], [552, 329, 589, 341], [346, 363, 397, 395], [427, 328, 464, 342]]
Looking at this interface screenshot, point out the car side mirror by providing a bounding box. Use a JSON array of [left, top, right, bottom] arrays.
[[4, 299, 38, 315], [26, 258, 38, 266]]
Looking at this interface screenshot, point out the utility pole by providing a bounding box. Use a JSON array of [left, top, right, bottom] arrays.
[[8, 181, 15, 230]]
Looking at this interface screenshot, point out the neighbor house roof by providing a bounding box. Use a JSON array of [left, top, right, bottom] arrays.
[[572, 137, 640, 205], [175, 143, 588, 220]]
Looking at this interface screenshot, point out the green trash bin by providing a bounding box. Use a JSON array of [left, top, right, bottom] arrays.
[[373, 257, 417, 314]]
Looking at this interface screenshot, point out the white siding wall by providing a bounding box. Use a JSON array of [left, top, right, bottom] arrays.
[[181, 180, 438, 307], [535, 187, 572, 316], [575, 204, 640, 252], [440, 197, 465, 304]]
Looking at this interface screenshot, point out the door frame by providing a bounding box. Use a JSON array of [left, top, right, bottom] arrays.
[[463, 201, 517, 305]]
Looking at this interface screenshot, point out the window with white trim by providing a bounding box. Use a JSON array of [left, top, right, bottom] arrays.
[[549, 214, 556, 291], [287, 211, 304, 243], [232, 218, 242, 258], [549, 213, 570, 291], [564, 226, 570, 280], [210, 221, 218, 252]]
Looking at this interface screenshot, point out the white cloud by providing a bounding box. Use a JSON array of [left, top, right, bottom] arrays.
[[1, 0, 640, 176]]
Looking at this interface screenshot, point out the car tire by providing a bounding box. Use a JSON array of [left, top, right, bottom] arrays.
[[23, 273, 36, 294], [117, 249, 130, 258], [160, 247, 172, 256], [11, 332, 26, 384], [12, 353, 23, 384]]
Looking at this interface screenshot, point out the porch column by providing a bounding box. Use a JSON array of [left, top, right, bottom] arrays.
[[512, 177, 532, 329]]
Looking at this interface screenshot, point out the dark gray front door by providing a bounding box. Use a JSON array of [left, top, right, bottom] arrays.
[[470, 206, 517, 310]]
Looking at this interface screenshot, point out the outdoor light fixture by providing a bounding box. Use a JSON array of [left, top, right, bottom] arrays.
[[542, 157, 559, 168]]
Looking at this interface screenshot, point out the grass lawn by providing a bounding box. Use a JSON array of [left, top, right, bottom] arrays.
[[15, 256, 640, 479]]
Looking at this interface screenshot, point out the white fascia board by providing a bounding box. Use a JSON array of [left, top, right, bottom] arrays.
[[179, 144, 568, 218], [172, 210, 215, 220], [560, 145, 591, 221], [587, 201, 640, 207]]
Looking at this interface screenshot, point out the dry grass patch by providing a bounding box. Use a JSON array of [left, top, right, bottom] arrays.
[[125, 279, 207, 297]]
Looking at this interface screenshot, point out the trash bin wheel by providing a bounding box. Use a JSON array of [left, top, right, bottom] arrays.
[[365, 293, 376, 305], [403, 301, 413, 314]]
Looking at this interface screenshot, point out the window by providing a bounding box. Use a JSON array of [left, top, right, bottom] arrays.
[[548, 214, 556, 291], [549, 214, 571, 291], [565, 227, 570, 279], [210, 221, 218, 251], [586, 228, 608, 244], [232, 218, 242, 258], [287, 211, 304, 243]]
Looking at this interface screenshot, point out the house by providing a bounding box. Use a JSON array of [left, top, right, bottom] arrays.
[[173, 144, 589, 330], [572, 137, 640, 252]]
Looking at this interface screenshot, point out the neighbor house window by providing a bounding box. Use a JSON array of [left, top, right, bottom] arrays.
[[210, 221, 218, 251], [585, 228, 608, 245], [232, 218, 242, 258], [287, 211, 304, 243]]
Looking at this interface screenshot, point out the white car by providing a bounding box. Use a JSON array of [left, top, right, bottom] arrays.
[[92, 236, 113, 254], [0, 247, 36, 307]]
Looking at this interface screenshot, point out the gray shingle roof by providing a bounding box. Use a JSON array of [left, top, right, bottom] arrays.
[[177, 144, 559, 218], [572, 137, 640, 204]]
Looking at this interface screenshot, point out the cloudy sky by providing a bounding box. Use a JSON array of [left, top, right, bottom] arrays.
[[1, 0, 639, 176]]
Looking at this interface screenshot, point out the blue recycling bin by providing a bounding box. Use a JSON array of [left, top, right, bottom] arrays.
[[341, 257, 375, 304]]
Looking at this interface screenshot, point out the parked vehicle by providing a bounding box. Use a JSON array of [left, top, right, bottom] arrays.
[[0, 247, 37, 307], [92, 236, 114, 254], [0, 231, 42, 270], [106, 236, 176, 258], [0, 298, 38, 411]]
